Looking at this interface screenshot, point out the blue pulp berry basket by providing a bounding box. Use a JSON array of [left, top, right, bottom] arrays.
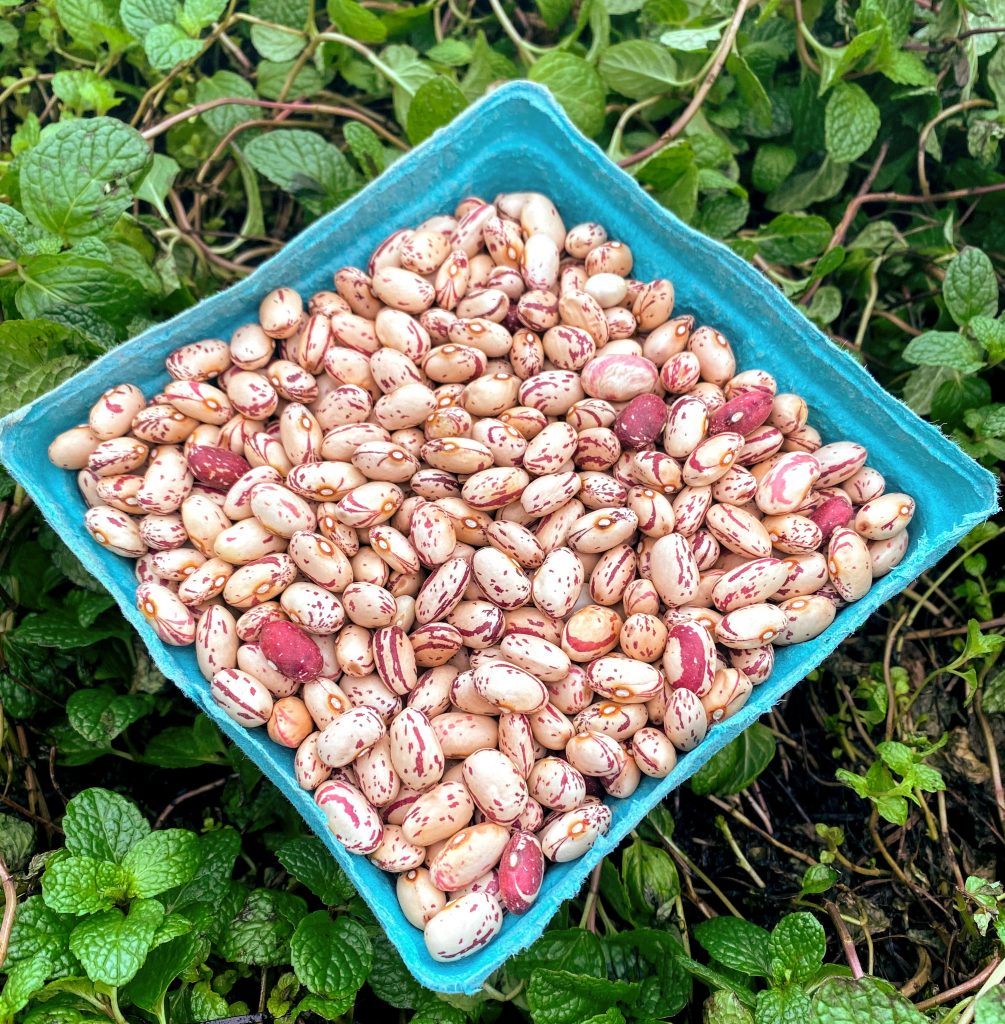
[[0, 82, 997, 993]]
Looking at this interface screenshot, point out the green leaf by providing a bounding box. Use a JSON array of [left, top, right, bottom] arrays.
[[622, 840, 679, 924], [217, 888, 307, 966], [529, 51, 606, 137], [194, 70, 262, 138], [752, 144, 796, 193], [143, 718, 229, 769], [984, 668, 1005, 713], [807, 285, 843, 326], [0, 954, 51, 1019], [119, 0, 176, 38], [510, 929, 607, 981], [800, 863, 839, 896], [903, 331, 985, 374], [603, 930, 690, 1019], [56, 0, 122, 50], [4, 896, 80, 978], [277, 836, 354, 905], [526, 970, 640, 1024], [943, 247, 999, 326], [726, 52, 771, 131], [0, 815, 34, 872], [383, 44, 438, 125], [660, 24, 725, 51], [51, 71, 120, 115], [599, 40, 682, 99], [704, 991, 755, 1024], [122, 830, 201, 897], [903, 364, 956, 416], [19, 117, 150, 241], [755, 984, 813, 1024], [697, 193, 749, 239], [290, 912, 371, 1000], [811, 25, 885, 93], [162, 827, 240, 911], [66, 688, 152, 744], [693, 917, 772, 977], [756, 214, 832, 264], [367, 933, 424, 1009], [343, 122, 385, 179], [0, 319, 89, 417], [63, 788, 150, 863], [123, 934, 206, 1019], [460, 31, 518, 102], [971, 315, 1005, 364], [810, 977, 927, 1024], [405, 75, 468, 144], [134, 153, 180, 219], [536, 0, 571, 28], [143, 23, 203, 71], [824, 83, 880, 163], [327, 0, 385, 41], [768, 912, 826, 984], [179, 0, 225, 32], [69, 899, 164, 986], [426, 38, 472, 66], [766, 158, 848, 213], [690, 724, 775, 796], [43, 854, 130, 915], [244, 129, 358, 215], [248, 0, 308, 59], [975, 989, 1005, 1024]]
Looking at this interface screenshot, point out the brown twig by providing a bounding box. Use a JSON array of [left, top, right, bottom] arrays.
[[141, 97, 408, 147], [917, 100, 992, 197], [974, 690, 1005, 842], [803, 143, 889, 306], [823, 900, 864, 979], [0, 850, 15, 968], [619, 0, 752, 169], [154, 775, 233, 829], [0, 793, 60, 831], [903, 613, 1005, 640], [873, 309, 924, 336], [791, 0, 822, 74], [913, 955, 1001, 1011], [580, 862, 603, 932], [707, 795, 818, 867], [899, 948, 932, 999]]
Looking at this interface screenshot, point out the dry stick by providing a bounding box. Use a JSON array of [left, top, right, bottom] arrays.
[[899, 947, 932, 999], [791, 0, 822, 74], [154, 775, 233, 829], [903, 613, 1005, 640], [802, 143, 889, 307], [884, 609, 909, 744], [579, 862, 604, 932], [0, 850, 16, 969], [707, 796, 817, 868], [871, 309, 923, 336], [168, 191, 251, 276], [823, 900, 864, 979], [974, 690, 1005, 842], [16, 724, 52, 837], [618, 0, 752, 169], [936, 790, 965, 892], [913, 955, 1001, 1011], [141, 97, 408, 147], [917, 100, 993, 197]]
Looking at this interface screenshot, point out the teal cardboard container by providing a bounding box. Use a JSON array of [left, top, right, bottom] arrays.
[[0, 82, 997, 993]]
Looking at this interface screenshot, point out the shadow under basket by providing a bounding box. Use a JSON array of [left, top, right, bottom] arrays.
[[0, 81, 997, 993]]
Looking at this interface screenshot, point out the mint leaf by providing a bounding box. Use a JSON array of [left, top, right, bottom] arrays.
[[727, 52, 771, 131], [63, 788, 150, 863], [984, 669, 1005, 713], [0, 954, 51, 1019], [276, 836, 354, 905], [811, 25, 885, 93], [249, 0, 308, 59], [123, 934, 206, 1019], [123, 830, 201, 897], [800, 863, 838, 896], [162, 827, 240, 912], [245, 129, 359, 216], [766, 158, 848, 213], [603, 930, 690, 1019], [368, 933, 424, 1009], [825, 83, 880, 163], [179, 0, 225, 31], [622, 839, 679, 924], [67, 688, 153, 744], [0, 319, 86, 416], [510, 929, 607, 981], [810, 977, 927, 1024], [944, 247, 999, 326], [119, 0, 176, 39], [383, 44, 437, 125], [975, 989, 1005, 1024], [217, 889, 307, 966], [143, 23, 203, 71], [4, 896, 80, 977], [704, 991, 754, 1024], [54, 0, 122, 50], [756, 983, 813, 1024], [135, 153, 180, 219], [970, 316, 1005, 364], [43, 854, 130, 914], [194, 70, 262, 138], [19, 117, 150, 240], [693, 917, 771, 976], [526, 970, 640, 1024], [768, 912, 826, 984], [327, 0, 386, 41], [756, 214, 832, 263], [690, 724, 775, 796], [69, 899, 165, 986], [535, 0, 571, 29], [405, 75, 468, 144], [51, 70, 120, 115], [599, 40, 682, 99], [343, 122, 385, 179], [903, 331, 985, 374], [290, 913, 371, 999], [143, 719, 229, 770], [751, 144, 796, 193], [529, 51, 606, 137]]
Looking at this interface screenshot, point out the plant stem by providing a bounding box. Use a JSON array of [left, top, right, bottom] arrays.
[[914, 955, 1001, 1012], [0, 850, 16, 968], [662, 836, 746, 919], [619, 0, 752, 168], [917, 99, 993, 196], [823, 900, 863, 979], [486, 0, 539, 64], [974, 689, 1005, 842], [716, 815, 766, 888]]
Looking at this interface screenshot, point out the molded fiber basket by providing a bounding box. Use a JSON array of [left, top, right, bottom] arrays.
[[0, 82, 997, 993]]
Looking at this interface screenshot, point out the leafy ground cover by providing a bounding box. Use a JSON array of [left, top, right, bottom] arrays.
[[1, 0, 1005, 1021]]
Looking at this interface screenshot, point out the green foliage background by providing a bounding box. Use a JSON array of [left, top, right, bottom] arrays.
[[1, 0, 1005, 1021]]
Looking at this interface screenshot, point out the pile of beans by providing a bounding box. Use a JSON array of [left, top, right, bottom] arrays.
[[48, 190, 916, 962]]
